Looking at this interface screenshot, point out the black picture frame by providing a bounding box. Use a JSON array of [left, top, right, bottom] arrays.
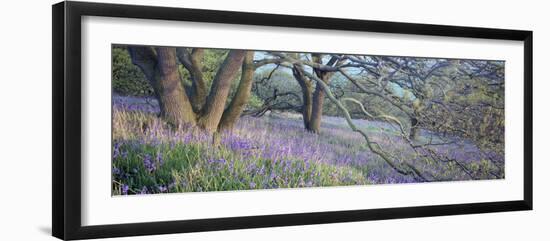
[[52, 1, 533, 240]]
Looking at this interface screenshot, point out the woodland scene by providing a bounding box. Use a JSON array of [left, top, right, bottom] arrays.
[[111, 45, 505, 195]]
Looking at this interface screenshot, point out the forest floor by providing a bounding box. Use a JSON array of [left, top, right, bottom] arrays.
[[111, 96, 503, 195]]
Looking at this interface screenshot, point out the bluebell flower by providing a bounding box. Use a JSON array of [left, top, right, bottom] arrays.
[[140, 186, 148, 194], [121, 150, 128, 159], [143, 154, 156, 172], [122, 184, 129, 195], [156, 153, 164, 166], [113, 142, 121, 159]]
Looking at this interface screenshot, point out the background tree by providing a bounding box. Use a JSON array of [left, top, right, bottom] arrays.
[[249, 67, 302, 116], [269, 52, 504, 180], [256, 52, 341, 133]]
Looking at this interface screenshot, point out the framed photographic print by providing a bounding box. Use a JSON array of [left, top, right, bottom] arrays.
[[52, 1, 533, 240]]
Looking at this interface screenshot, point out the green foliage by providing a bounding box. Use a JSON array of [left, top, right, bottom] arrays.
[[247, 94, 264, 109], [112, 47, 153, 96], [251, 68, 301, 107], [202, 49, 229, 85], [178, 64, 191, 87]]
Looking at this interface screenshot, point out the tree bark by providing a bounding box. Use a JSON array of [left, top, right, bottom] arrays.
[[292, 65, 313, 130], [308, 54, 338, 133], [176, 48, 207, 112], [309, 82, 326, 133], [218, 51, 255, 131], [128, 46, 196, 126], [127, 46, 157, 81], [197, 50, 246, 133], [154, 47, 197, 126], [127, 46, 164, 112]]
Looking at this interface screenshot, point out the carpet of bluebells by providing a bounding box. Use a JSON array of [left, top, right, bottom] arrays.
[[112, 96, 503, 195]]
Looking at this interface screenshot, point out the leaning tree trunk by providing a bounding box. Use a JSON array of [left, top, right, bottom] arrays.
[[307, 53, 338, 134], [309, 83, 325, 133], [176, 48, 207, 113], [292, 65, 313, 130], [154, 48, 197, 126], [218, 51, 255, 131], [128, 46, 196, 127], [197, 50, 246, 133], [301, 88, 314, 130]]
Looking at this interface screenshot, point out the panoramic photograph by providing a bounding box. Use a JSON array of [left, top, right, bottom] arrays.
[[111, 44, 505, 195]]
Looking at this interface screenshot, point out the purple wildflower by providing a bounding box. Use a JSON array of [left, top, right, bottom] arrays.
[[140, 186, 148, 194], [156, 152, 164, 166], [143, 154, 155, 172], [121, 184, 129, 195], [121, 150, 128, 159], [112, 96, 504, 192], [113, 142, 121, 159]]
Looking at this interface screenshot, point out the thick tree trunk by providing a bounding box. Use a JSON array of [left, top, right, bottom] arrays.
[[218, 51, 255, 131], [127, 46, 164, 114], [306, 54, 338, 134], [197, 50, 246, 133], [127, 46, 157, 81], [309, 83, 325, 133], [154, 48, 197, 126], [292, 65, 313, 130], [128, 46, 196, 126], [301, 87, 313, 130]]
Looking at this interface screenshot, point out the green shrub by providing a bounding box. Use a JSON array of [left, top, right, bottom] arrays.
[[112, 47, 154, 96]]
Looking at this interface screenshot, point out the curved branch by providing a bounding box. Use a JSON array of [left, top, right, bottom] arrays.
[[176, 48, 206, 112], [341, 97, 408, 137], [339, 70, 414, 117], [300, 69, 429, 181]]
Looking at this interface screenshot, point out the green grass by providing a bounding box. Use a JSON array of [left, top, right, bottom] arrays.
[[112, 141, 370, 195]]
